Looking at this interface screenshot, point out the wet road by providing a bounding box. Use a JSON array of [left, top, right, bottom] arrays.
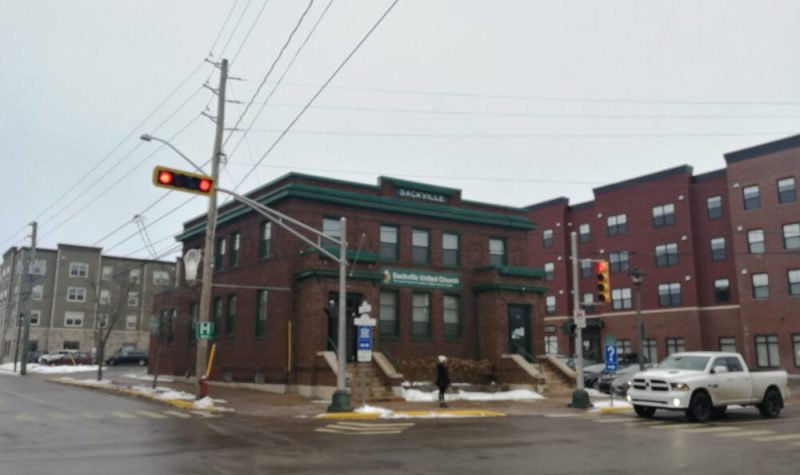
[[2, 374, 799, 474]]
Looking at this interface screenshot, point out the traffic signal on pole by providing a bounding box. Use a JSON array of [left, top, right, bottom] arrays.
[[596, 260, 611, 304], [152, 166, 214, 196]]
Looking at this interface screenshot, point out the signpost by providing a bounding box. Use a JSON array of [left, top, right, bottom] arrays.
[[574, 309, 587, 329], [197, 322, 214, 340], [604, 335, 618, 406], [355, 301, 375, 406]]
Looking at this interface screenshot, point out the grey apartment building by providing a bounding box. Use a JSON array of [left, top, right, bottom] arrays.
[[0, 244, 175, 362]]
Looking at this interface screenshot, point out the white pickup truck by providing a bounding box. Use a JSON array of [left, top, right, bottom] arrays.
[[626, 351, 789, 422]]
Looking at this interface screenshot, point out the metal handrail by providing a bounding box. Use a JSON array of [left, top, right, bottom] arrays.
[[326, 336, 337, 353], [375, 340, 398, 368], [511, 341, 535, 363]]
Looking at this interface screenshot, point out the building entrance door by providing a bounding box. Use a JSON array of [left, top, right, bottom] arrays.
[[507, 305, 532, 361], [327, 292, 363, 362]]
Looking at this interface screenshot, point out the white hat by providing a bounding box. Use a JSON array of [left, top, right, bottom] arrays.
[[438, 355, 447, 363]]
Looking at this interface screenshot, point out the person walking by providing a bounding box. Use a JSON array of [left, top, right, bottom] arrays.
[[435, 355, 451, 408]]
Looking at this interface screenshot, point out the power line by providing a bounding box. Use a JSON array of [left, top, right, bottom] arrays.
[[229, 0, 272, 66], [105, 194, 199, 254], [233, 0, 401, 192]]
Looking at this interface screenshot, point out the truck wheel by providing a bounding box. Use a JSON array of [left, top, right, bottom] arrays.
[[711, 406, 728, 419], [634, 405, 656, 418], [686, 392, 711, 423], [757, 389, 782, 418]]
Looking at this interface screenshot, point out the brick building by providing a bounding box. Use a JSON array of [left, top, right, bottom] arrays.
[[0, 244, 175, 361], [152, 174, 547, 397], [528, 134, 800, 373]]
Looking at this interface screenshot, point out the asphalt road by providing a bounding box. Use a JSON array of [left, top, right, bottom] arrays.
[[2, 373, 799, 474]]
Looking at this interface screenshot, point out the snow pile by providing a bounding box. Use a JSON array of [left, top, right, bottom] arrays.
[[123, 373, 174, 382], [402, 387, 544, 402], [0, 362, 97, 374]]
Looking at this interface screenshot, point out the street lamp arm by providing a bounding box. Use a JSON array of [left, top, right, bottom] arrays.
[[217, 187, 346, 263], [139, 134, 208, 176]]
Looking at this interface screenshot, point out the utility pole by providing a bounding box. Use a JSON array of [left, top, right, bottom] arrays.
[[569, 231, 590, 408], [20, 221, 36, 375], [196, 59, 227, 391]]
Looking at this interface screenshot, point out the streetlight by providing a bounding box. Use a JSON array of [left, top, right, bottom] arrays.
[[628, 267, 646, 370]]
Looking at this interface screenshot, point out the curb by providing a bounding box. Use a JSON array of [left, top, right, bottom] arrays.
[[596, 406, 633, 414], [316, 409, 506, 420], [48, 377, 225, 413]]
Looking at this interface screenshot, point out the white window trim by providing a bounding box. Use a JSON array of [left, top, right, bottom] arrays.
[[64, 311, 84, 327], [69, 262, 89, 278], [66, 287, 86, 302]]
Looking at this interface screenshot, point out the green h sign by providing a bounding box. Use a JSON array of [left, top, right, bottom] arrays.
[[197, 321, 214, 340]]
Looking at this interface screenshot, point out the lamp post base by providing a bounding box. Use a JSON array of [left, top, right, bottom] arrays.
[[569, 388, 592, 409], [327, 389, 353, 413]]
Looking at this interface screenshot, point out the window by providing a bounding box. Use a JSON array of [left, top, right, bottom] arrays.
[[751, 273, 769, 299], [783, 223, 800, 250], [127, 291, 139, 306], [582, 293, 594, 314], [609, 251, 629, 272], [69, 262, 88, 278], [652, 203, 675, 227], [64, 311, 84, 327], [544, 335, 558, 355], [658, 283, 682, 306], [66, 287, 86, 302], [579, 223, 591, 243], [666, 338, 685, 356], [98, 314, 108, 328], [229, 232, 240, 267], [63, 341, 80, 350], [793, 335, 800, 368], [777, 177, 797, 204], [412, 229, 430, 264], [443, 295, 461, 338], [101, 266, 113, 281], [616, 339, 632, 355], [544, 262, 555, 281], [255, 290, 268, 338], [322, 217, 342, 248], [706, 196, 722, 219], [225, 295, 236, 337], [742, 185, 760, 210], [543, 229, 553, 248], [655, 243, 678, 267], [378, 291, 397, 337], [607, 214, 627, 236], [647, 341, 663, 364], [442, 233, 459, 268], [612, 288, 632, 310], [379, 225, 399, 262], [29, 310, 40, 326], [789, 269, 800, 296], [214, 237, 226, 270], [213, 297, 223, 338], [189, 302, 198, 341], [126, 315, 137, 330], [489, 238, 506, 266], [545, 296, 556, 315], [714, 279, 731, 303], [412, 293, 431, 338], [580, 260, 592, 278], [32, 285, 43, 300], [719, 337, 736, 353], [129, 268, 140, 284], [755, 335, 780, 368], [99, 289, 111, 305], [747, 229, 765, 254], [259, 221, 272, 259], [153, 270, 170, 286], [710, 237, 726, 261]]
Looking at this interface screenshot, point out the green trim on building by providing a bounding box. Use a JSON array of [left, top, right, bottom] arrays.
[[474, 265, 546, 279], [298, 247, 380, 263], [177, 182, 535, 241], [294, 268, 384, 282], [472, 283, 548, 294], [381, 176, 459, 195]]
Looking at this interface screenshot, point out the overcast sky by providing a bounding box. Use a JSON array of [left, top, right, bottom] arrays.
[[2, 0, 799, 260]]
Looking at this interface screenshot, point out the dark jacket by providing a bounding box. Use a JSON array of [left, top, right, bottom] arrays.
[[435, 362, 451, 390]]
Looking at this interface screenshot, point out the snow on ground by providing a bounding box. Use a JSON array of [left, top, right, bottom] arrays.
[[589, 398, 632, 411], [402, 387, 545, 402], [123, 373, 175, 383], [0, 362, 98, 374]]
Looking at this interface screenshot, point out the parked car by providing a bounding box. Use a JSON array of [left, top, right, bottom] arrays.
[[597, 364, 652, 395], [627, 351, 789, 422], [44, 350, 94, 366], [105, 349, 148, 366], [39, 350, 78, 365]]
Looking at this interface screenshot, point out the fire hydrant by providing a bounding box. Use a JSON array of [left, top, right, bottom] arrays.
[[198, 377, 209, 399]]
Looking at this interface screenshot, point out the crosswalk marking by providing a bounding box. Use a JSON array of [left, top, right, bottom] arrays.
[[136, 411, 167, 419], [651, 423, 699, 430], [316, 428, 403, 435], [682, 426, 739, 434], [716, 430, 774, 438], [164, 410, 192, 419], [751, 433, 800, 442], [111, 411, 136, 419], [189, 410, 220, 418], [16, 414, 36, 421], [336, 422, 414, 429], [316, 421, 415, 436], [593, 417, 632, 423]]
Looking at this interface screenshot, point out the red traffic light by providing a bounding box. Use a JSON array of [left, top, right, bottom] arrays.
[[595, 261, 607, 273], [198, 178, 212, 193], [157, 170, 174, 186], [152, 166, 214, 196]]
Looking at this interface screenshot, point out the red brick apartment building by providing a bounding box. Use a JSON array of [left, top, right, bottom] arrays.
[[528, 134, 800, 373], [152, 174, 547, 396]]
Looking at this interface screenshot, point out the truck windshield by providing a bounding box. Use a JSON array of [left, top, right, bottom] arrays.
[[657, 355, 709, 371]]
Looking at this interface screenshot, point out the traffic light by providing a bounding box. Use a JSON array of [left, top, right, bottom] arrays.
[[152, 166, 214, 196], [596, 260, 611, 304]]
